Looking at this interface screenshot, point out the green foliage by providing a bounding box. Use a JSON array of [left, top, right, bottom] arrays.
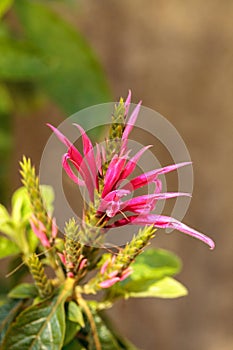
[[119, 276, 187, 299], [14, 0, 110, 114], [0, 0, 13, 19], [11, 186, 31, 223], [0, 38, 50, 80], [2, 280, 74, 350], [62, 339, 85, 350], [86, 311, 140, 350], [63, 319, 81, 346], [107, 248, 187, 300], [8, 283, 38, 299], [2, 295, 64, 349], [67, 301, 84, 327], [0, 235, 20, 258], [88, 311, 122, 350], [0, 184, 54, 258], [130, 247, 182, 280], [0, 298, 23, 347], [20, 157, 53, 232], [0, 0, 111, 203]]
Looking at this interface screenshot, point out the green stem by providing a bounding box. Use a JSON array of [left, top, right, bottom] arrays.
[[75, 291, 102, 350]]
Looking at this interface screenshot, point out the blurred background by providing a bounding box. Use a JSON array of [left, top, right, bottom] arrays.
[[0, 1, 232, 349]]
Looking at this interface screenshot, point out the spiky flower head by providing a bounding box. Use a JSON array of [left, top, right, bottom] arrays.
[[26, 253, 53, 298], [47, 92, 215, 250]]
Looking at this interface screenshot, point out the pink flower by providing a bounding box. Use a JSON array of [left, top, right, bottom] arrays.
[[99, 256, 133, 289], [30, 216, 50, 248], [48, 94, 215, 250], [99, 277, 121, 288], [58, 252, 66, 265]]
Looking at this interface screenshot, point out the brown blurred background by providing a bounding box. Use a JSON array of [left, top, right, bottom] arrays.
[[9, 1, 233, 349]]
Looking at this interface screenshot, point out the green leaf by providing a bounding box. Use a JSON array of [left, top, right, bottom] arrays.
[[8, 283, 38, 299], [26, 228, 39, 253], [0, 236, 20, 258], [40, 185, 55, 216], [131, 248, 182, 281], [98, 313, 140, 350], [0, 203, 15, 236], [11, 187, 31, 223], [2, 279, 75, 350], [88, 311, 121, 350], [62, 339, 85, 350], [121, 277, 188, 299], [67, 301, 84, 327], [63, 302, 84, 346], [108, 249, 187, 300], [0, 299, 23, 347], [0, 38, 50, 81], [63, 319, 81, 346], [14, 0, 111, 117], [0, 0, 13, 18]]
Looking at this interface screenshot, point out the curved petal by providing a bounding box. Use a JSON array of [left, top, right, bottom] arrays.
[[119, 145, 152, 180], [47, 123, 72, 148], [47, 124, 84, 168], [110, 214, 215, 250], [123, 162, 192, 191], [102, 155, 127, 197], [124, 89, 132, 115], [121, 192, 191, 214], [73, 123, 98, 189], [62, 154, 85, 186], [121, 101, 142, 151], [99, 277, 120, 288]]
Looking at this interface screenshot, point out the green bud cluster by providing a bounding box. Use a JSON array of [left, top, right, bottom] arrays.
[[64, 218, 83, 276], [102, 98, 126, 175], [84, 226, 156, 293], [20, 156, 52, 233], [27, 253, 53, 298], [112, 226, 156, 274]]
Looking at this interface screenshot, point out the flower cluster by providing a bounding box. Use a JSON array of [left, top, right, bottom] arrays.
[[0, 92, 216, 350], [48, 92, 215, 251]]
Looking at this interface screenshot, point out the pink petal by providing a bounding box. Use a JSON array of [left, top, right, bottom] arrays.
[[47, 124, 84, 167], [67, 272, 74, 278], [121, 192, 191, 214], [154, 178, 162, 194], [102, 189, 130, 203], [62, 154, 85, 186], [73, 124, 97, 181], [79, 258, 87, 270], [123, 162, 192, 191], [122, 101, 142, 141], [99, 190, 130, 217], [111, 214, 215, 250], [120, 267, 133, 281], [52, 218, 58, 239], [73, 124, 93, 155], [108, 270, 119, 278], [47, 123, 72, 148], [96, 143, 102, 175], [124, 90, 132, 115], [119, 145, 152, 180], [58, 252, 66, 265], [99, 277, 120, 288], [102, 156, 127, 197], [100, 259, 110, 274], [30, 218, 50, 248]]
